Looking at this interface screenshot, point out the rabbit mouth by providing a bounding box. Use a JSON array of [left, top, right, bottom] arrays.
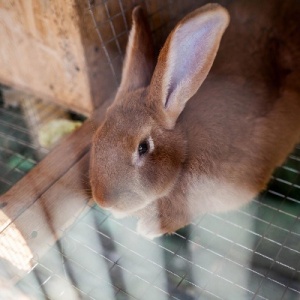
[[108, 191, 156, 218], [109, 208, 131, 219], [109, 205, 141, 219]]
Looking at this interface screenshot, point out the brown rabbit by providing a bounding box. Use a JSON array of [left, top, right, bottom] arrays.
[[90, 1, 300, 238]]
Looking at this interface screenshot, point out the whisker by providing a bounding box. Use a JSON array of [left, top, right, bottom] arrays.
[[80, 177, 90, 183], [80, 173, 90, 180], [80, 180, 91, 188], [69, 191, 91, 196], [66, 188, 92, 196]]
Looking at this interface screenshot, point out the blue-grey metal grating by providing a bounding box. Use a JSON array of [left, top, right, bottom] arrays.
[[14, 145, 300, 299]]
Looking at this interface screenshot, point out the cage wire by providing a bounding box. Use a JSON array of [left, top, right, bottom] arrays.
[[11, 147, 300, 300], [0, 88, 84, 196], [0, 89, 50, 196], [0, 0, 300, 299]]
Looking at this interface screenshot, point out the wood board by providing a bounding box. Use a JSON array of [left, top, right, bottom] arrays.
[[0, 100, 111, 277], [0, 0, 117, 115]]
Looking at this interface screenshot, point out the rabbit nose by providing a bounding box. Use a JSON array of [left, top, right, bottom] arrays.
[[98, 199, 112, 209], [92, 189, 112, 209]]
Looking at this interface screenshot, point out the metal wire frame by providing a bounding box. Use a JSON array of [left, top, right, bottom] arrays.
[[0, 101, 44, 195], [0, 93, 76, 195], [86, 0, 203, 86], [83, 3, 300, 295], [12, 145, 300, 300], [2, 1, 300, 299]]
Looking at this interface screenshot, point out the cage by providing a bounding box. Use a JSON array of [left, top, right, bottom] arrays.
[[0, 0, 300, 299]]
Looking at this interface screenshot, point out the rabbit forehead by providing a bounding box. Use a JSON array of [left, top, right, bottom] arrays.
[[104, 94, 154, 135], [94, 107, 153, 155]]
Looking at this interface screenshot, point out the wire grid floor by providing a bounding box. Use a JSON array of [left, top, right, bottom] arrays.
[[13, 145, 300, 300]]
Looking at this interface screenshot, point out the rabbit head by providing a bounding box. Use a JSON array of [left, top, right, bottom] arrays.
[[90, 4, 229, 217]]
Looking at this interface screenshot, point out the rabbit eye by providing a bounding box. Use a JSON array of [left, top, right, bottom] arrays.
[[138, 141, 149, 156], [133, 137, 154, 166]]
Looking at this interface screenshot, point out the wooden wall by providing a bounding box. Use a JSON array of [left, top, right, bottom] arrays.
[[0, 0, 220, 115], [0, 0, 117, 115]]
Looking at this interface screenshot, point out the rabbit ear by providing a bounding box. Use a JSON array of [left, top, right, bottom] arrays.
[[150, 4, 230, 129], [118, 6, 155, 93]]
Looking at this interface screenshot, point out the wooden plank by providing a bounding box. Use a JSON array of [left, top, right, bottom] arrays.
[[0, 153, 93, 280], [9, 153, 92, 257], [0, 0, 116, 114], [0, 99, 111, 231], [0, 122, 90, 229], [0, 100, 111, 278]]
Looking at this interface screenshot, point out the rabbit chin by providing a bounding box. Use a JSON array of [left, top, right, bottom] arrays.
[[109, 194, 158, 219], [110, 209, 133, 219], [109, 206, 142, 219]]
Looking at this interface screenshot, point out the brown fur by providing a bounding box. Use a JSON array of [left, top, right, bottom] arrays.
[[90, 2, 300, 238]]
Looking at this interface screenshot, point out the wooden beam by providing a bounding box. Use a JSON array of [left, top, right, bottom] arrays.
[[0, 100, 111, 278], [5, 153, 91, 258], [0, 153, 93, 280], [0, 99, 110, 233], [0, 146, 91, 278], [0, 0, 117, 115]]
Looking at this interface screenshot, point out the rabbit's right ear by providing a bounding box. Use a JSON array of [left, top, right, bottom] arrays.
[[149, 4, 230, 129], [117, 6, 155, 93]]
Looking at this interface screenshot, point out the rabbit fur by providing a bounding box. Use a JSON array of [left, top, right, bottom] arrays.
[[90, 1, 300, 238]]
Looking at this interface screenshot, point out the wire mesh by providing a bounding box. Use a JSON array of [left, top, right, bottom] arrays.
[[86, 0, 211, 86], [0, 88, 84, 196], [0, 91, 48, 195], [1, 0, 300, 299], [12, 145, 300, 300]]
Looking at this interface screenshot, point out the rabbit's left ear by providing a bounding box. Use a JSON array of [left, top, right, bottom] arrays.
[[149, 4, 230, 129], [118, 6, 155, 93]]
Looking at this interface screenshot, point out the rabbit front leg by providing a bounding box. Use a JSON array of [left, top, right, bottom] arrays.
[[136, 196, 192, 239]]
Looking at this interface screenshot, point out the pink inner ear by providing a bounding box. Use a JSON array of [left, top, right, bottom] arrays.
[[165, 17, 222, 108]]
